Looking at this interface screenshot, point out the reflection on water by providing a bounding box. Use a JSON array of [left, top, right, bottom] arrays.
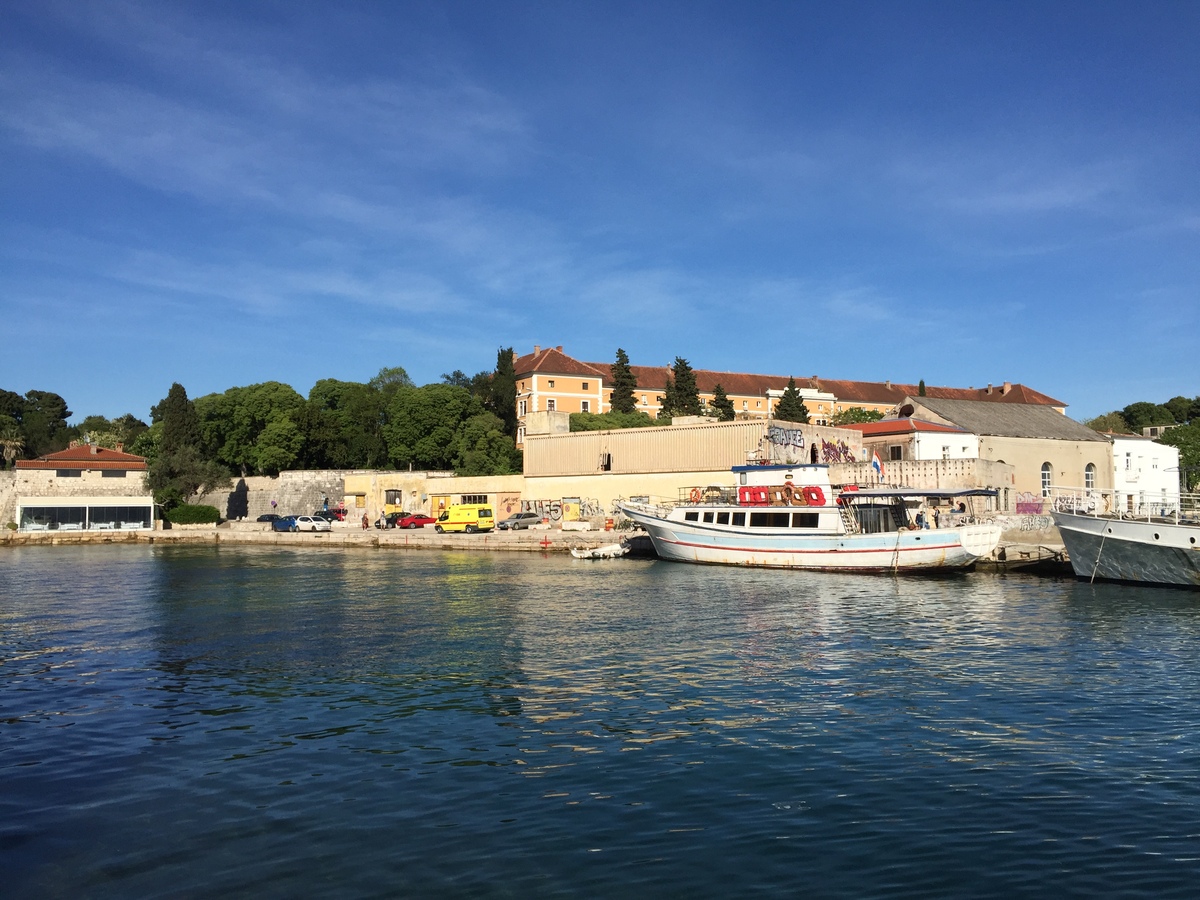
[[3, 546, 1200, 897]]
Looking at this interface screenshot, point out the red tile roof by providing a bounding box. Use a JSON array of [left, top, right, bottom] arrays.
[[837, 419, 966, 437], [516, 346, 1066, 407], [16, 444, 147, 470], [514, 346, 607, 380]]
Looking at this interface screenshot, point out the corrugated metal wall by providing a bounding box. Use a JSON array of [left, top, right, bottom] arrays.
[[525, 421, 860, 476]]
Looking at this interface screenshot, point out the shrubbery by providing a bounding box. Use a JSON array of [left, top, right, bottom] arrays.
[[167, 504, 220, 525]]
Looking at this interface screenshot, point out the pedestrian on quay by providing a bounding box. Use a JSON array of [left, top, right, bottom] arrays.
[[361, 513, 369, 530]]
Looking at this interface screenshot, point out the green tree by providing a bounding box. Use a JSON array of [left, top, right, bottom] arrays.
[[710, 384, 736, 421], [301, 379, 387, 468], [20, 390, 72, 457], [656, 373, 677, 422], [1159, 421, 1200, 491], [773, 377, 809, 423], [609, 348, 638, 414], [831, 407, 883, 425], [1121, 401, 1174, 433], [368, 366, 415, 398], [384, 384, 483, 470], [489, 347, 518, 437], [153, 383, 200, 453], [569, 410, 657, 431], [195, 382, 305, 476], [1164, 395, 1198, 424], [452, 412, 522, 476], [145, 383, 228, 510], [0, 417, 24, 469], [1084, 411, 1130, 433], [671, 358, 702, 416], [252, 413, 303, 476], [918, 379, 927, 397]]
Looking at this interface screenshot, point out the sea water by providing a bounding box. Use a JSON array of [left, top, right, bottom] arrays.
[[2, 545, 1199, 897]]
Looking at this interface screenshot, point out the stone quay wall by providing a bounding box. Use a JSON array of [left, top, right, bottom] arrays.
[[193, 470, 366, 522]]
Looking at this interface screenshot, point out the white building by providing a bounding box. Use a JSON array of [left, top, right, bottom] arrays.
[[1108, 433, 1181, 514]]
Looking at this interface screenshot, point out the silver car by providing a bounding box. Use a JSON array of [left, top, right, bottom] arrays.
[[497, 512, 542, 530], [293, 515, 332, 533]]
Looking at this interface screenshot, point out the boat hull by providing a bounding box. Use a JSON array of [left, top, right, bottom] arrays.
[[1053, 511, 1200, 589], [621, 504, 1001, 572]]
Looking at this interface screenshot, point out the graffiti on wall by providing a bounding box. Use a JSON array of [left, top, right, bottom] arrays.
[[520, 497, 604, 522], [821, 438, 857, 464], [1015, 492, 1043, 515], [1019, 515, 1054, 532], [767, 425, 805, 451]]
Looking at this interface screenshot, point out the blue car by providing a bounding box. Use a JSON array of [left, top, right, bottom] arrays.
[[271, 515, 298, 533]]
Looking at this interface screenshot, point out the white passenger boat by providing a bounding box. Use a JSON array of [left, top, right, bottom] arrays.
[[620, 464, 1002, 573], [1052, 489, 1200, 589], [570, 541, 630, 560]]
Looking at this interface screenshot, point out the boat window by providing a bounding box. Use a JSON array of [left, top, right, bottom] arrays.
[[702, 512, 714, 523], [731, 512, 745, 526], [791, 513, 819, 528], [716, 512, 729, 525], [750, 512, 791, 528], [684, 511, 699, 521]]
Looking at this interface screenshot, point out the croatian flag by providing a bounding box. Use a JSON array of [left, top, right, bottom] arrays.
[[871, 450, 885, 482]]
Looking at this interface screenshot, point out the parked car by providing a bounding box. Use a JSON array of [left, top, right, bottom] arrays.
[[315, 508, 346, 521], [294, 515, 332, 533], [496, 511, 542, 531], [257, 513, 280, 523], [271, 516, 298, 532], [396, 513, 437, 529]]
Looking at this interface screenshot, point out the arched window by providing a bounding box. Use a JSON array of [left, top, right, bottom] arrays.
[[1041, 462, 1053, 497], [1085, 463, 1096, 491]]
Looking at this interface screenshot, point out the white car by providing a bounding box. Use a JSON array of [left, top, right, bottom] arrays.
[[293, 515, 332, 533]]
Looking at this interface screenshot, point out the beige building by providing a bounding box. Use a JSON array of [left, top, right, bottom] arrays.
[[10, 443, 154, 530], [882, 397, 1113, 515], [512, 345, 1066, 446]]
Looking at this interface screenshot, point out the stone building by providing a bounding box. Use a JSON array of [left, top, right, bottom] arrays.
[[10, 443, 153, 531]]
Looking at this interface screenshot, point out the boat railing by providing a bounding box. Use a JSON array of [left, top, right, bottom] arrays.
[[1052, 486, 1199, 524], [677, 485, 739, 505]]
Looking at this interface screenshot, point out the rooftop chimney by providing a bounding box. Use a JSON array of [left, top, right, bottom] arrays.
[[885, 380, 891, 390], [534, 345, 541, 355], [116, 442, 124, 453], [986, 383, 993, 394], [556, 345, 563, 352], [91, 444, 98, 454], [1002, 381, 1011, 395]]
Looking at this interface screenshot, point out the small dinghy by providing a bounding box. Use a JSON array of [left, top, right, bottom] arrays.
[[570, 541, 630, 560]]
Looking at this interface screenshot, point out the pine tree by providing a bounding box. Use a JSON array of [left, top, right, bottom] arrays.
[[153, 383, 200, 453], [672, 357, 702, 416], [489, 347, 518, 437], [657, 374, 676, 422], [918, 379, 926, 397], [711, 384, 736, 421], [773, 377, 809, 423], [609, 348, 637, 414]]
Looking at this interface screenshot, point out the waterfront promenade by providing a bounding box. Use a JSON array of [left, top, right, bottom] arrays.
[[0, 523, 624, 553]]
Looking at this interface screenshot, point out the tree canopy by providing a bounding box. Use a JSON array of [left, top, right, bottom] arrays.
[[773, 377, 809, 423], [570, 410, 657, 432], [710, 384, 736, 421], [609, 348, 638, 414], [831, 407, 883, 425]]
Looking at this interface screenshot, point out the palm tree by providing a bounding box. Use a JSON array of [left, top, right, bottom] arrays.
[[0, 425, 24, 469]]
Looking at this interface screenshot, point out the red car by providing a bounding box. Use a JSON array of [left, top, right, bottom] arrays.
[[394, 513, 437, 529]]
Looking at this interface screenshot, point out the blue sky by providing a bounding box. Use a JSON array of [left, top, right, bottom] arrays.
[[2, 1, 1197, 423]]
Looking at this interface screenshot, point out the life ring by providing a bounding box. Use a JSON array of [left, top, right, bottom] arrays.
[[802, 485, 825, 506], [782, 481, 797, 505], [689, 488, 702, 503]]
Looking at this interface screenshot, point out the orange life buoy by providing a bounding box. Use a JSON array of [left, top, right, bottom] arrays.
[[782, 481, 797, 505], [802, 485, 825, 506], [689, 488, 702, 503]]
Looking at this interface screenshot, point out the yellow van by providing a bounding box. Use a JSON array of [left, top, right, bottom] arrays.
[[434, 504, 495, 534]]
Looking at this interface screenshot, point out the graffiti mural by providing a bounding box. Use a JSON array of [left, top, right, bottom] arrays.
[[520, 497, 603, 522], [820, 438, 857, 464], [1015, 492, 1043, 515], [767, 425, 806, 451], [495, 493, 522, 517], [1019, 515, 1054, 532]]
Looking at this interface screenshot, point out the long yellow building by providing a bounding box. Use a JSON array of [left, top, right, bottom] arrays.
[[513, 345, 1065, 447]]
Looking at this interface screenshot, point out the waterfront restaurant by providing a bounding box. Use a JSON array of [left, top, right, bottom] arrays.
[[14, 443, 154, 531]]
